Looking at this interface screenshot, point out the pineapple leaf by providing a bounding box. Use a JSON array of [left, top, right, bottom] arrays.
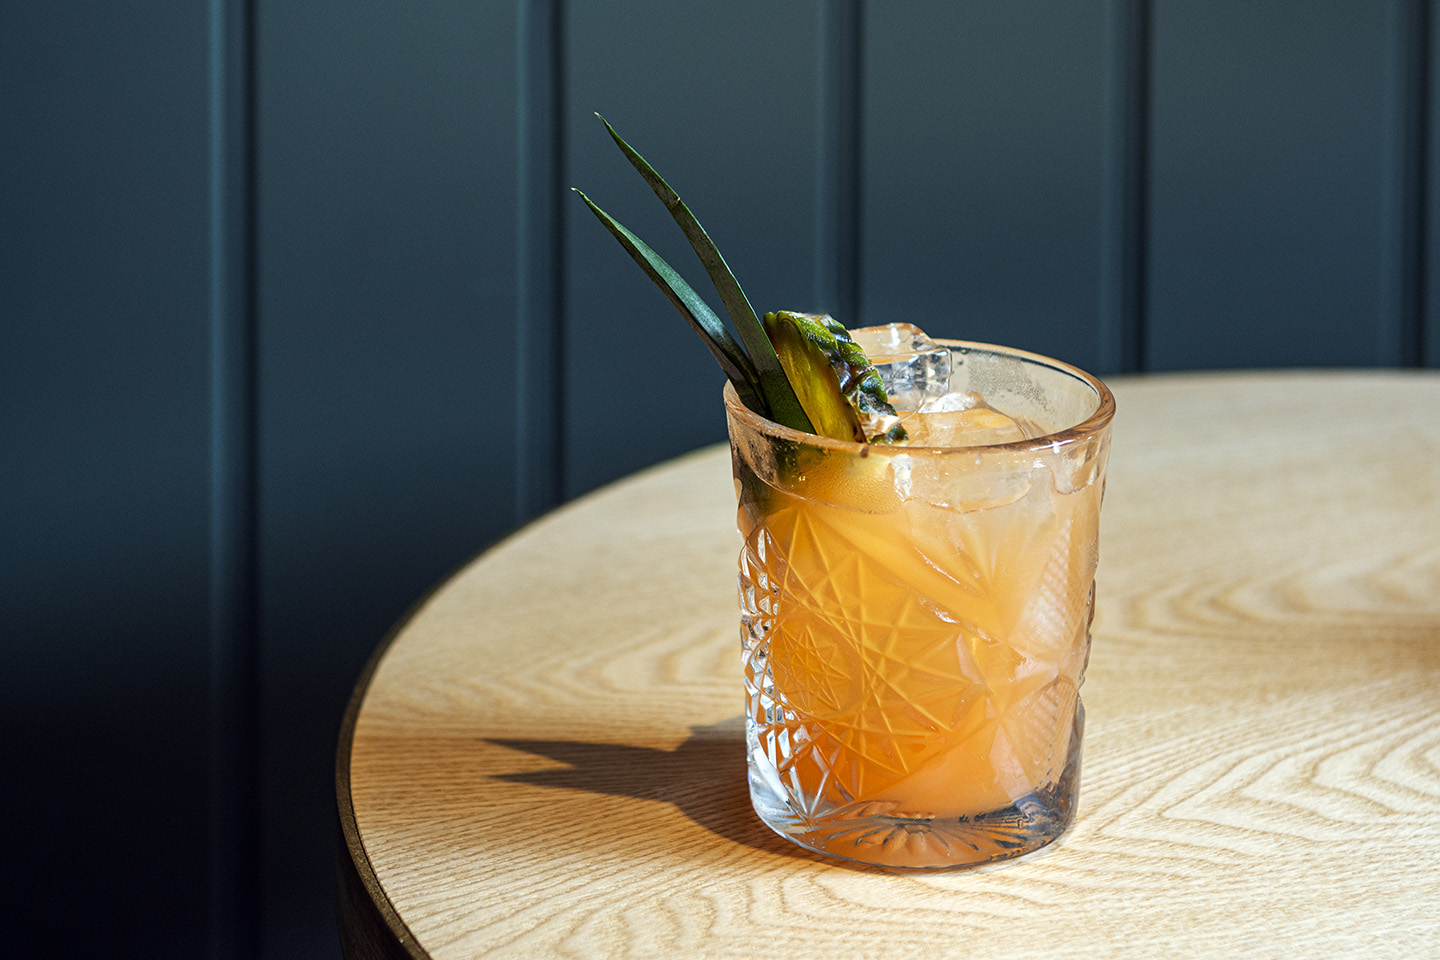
[[595, 114, 814, 434], [573, 189, 765, 412]]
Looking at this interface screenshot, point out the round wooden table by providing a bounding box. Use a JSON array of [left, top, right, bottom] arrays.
[[337, 372, 1440, 959]]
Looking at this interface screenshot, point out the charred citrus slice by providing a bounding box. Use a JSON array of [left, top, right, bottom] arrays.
[[760, 311, 907, 444]]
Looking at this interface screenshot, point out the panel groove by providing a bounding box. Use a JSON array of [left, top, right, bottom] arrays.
[[207, 0, 260, 956], [516, 0, 567, 521], [815, 0, 864, 323], [1100, 0, 1150, 374], [1422, 0, 1438, 366], [1382, 0, 1429, 366]]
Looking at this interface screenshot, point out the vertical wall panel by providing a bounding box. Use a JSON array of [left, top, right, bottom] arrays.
[[256, 2, 517, 955], [0, 1, 213, 954], [515, 0, 565, 523], [1147, 1, 1394, 369], [1379, 0, 1429, 367], [862, 1, 1111, 374], [1098, 0, 1150, 373], [1428, 0, 1440, 367], [209, 1, 260, 955], [815, 0, 864, 321], [563, 2, 822, 499]]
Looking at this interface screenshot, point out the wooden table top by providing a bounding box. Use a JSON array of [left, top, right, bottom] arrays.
[[337, 371, 1440, 959]]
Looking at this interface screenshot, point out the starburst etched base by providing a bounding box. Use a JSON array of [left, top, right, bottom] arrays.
[[748, 710, 1082, 869]]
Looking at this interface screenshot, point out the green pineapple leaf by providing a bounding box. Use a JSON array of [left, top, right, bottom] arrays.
[[573, 189, 765, 413], [594, 114, 814, 434]]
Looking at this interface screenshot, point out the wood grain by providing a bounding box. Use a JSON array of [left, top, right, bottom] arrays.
[[340, 372, 1440, 959]]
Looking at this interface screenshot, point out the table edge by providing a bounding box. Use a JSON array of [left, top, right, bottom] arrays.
[[336, 572, 454, 960], [331, 447, 738, 959]]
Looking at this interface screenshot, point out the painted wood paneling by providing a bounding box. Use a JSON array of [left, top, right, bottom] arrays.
[[255, 1, 518, 954], [1147, 0, 1397, 369], [3, 3, 1436, 957], [516, 0, 566, 523], [0, 1, 214, 953], [1428, 0, 1440, 368], [563, 1, 823, 499], [862, 1, 1112, 375]]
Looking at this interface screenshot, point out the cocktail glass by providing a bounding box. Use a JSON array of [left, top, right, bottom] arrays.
[[725, 339, 1114, 869]]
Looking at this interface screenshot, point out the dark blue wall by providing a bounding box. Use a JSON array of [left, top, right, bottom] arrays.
[[3, 1, 1437, 956]]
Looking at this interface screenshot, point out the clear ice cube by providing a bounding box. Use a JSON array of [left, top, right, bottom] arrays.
[[849, 323, 952, 410], [917, 390, 986, 413], [911, 391, 1047, 441], [901, 404, 1029, 447]]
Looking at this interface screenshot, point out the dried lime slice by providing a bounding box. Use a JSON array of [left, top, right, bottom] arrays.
[[761, 311, 907, 444]]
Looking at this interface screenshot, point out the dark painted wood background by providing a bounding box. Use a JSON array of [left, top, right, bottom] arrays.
[[4, 1, 1436, 956]]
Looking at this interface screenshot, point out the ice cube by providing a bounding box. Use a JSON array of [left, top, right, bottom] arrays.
[[849, 323, 952, 410], [901, 405, 1029, 447], [916, 390, 986, 413], [910, 391, 1047, 440]]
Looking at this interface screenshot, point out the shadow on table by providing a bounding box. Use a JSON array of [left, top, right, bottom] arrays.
[[485, 717, 848, 867]]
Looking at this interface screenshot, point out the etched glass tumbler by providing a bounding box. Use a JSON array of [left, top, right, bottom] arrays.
[[724, 341, 1114, 868]]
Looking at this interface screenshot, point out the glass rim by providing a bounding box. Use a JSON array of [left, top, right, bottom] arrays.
[[723, 338, 1116, 455]]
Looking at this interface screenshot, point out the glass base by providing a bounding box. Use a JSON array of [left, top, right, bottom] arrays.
[[748, 724, 1082, 870]]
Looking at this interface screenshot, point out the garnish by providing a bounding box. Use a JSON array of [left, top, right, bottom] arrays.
[[763, 312, 906, 443], [574, 115, 904, 442]]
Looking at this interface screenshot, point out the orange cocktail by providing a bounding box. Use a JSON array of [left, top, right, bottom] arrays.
[[726, 339, 1113, 868]]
